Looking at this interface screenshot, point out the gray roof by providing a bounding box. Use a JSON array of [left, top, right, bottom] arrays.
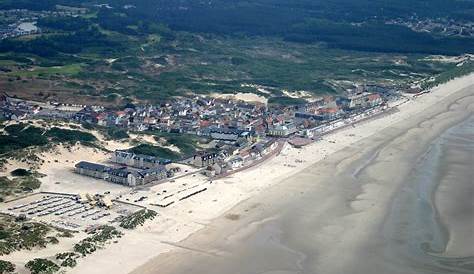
[[135, 154, 160, 163], [108, 167, 131, 178], [137, 166, 167, 177], [75, 161, 110, 172]]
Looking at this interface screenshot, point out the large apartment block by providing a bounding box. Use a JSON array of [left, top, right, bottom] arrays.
[[74, 161, 167, 187]]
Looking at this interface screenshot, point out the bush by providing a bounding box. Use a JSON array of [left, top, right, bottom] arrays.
[[46, 127, 96, 143], [129, 144, 180, 160], [268, 96, 306, 106], [18, 177, 41, 191], [25, 258, 59, 274], [120, 209, 158, 229], [55, 252, 78, 268], [10, 168, 31, 177], [106, 127, 129, 140], [0, 260, 15, 274], [73, 226, 122, 256]]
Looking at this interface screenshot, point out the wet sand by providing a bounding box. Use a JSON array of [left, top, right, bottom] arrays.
[[132, 83, 474, 274], [434, 115, 474, 257]]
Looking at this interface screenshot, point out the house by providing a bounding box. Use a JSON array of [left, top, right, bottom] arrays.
[[348, 92, 383, 109], [191, 151, 217, 167], [267, 121, 297, 137], [367, 94, 383, 107], [2, 109, 28, 121], [317, 107, 342, 120], [210, 127, 248, 142], [108, 166, 167, 186], [294, 112, 325, 121], [228, 156, 244, 169], [203, 163, 224, 177]]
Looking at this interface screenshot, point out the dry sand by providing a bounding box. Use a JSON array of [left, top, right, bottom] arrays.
[[213, 92, 268, 104]]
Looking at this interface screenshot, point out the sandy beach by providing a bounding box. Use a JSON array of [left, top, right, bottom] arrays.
[[126, 74, 474, 274]]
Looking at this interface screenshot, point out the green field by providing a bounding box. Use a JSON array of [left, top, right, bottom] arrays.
[[7, 64, 83, 78]]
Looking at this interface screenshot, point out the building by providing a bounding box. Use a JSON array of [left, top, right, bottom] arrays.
[[267, 121, 297, 137], [209, 127, 251, 142], [108, 166, 167, 186], [228, 156, 244, 169], [74, 161, 167, 187], [348, 93, 383, 109], [190, 151, 218, 167], [74, 161, 110, 180], [294, 112, 325, 121], [111, 150, 170, 169]]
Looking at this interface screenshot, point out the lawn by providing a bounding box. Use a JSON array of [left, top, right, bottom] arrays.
[[7, 63, 83, 78]]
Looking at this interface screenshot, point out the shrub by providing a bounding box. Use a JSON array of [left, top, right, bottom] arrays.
[[55, 252, 78, 268], [25, 258, 59, 274], [0, 260, 15, 274], [129, 144, 180, 160], [73, 226, 122, 256], [106, 127, 129, 140], [18, 177, 41, 191], [10, 168, 31, 177], [46, 127, 96, 143], [120, 209, 158, 229]]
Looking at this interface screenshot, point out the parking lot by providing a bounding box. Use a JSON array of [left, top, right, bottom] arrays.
[[0, 193, 143, 231]]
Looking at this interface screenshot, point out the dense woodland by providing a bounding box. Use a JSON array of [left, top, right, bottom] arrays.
[[1, 0, 474, 56]]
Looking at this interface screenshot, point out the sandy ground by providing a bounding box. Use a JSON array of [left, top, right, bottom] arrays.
[[129, 75, 474, 274], [213, 92, 268, 104], [63, 74, 473, 274]]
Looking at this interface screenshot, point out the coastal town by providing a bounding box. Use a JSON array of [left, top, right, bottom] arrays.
[[0, 72, 472, 274], [1, 84, 392, 185], [0, 84, 396, 226], [0, 79, 449, 274]]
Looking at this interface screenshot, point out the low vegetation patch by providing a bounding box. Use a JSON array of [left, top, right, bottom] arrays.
[[422, 61, 474, 90], [119, 209, 158, 229], [55, 252, 79, 268], [0, 260, 15, 274], [10, 168, 31, 177], [0, 123, 97, 155], [0, 215, 58, 255], [25, 258, 60, 274], [81, 123, 129, 140], [105, 127, 129, 140], [155, 133, 202, 156], [0, 176, 42, 201], [128, 144, 181, 161], [268, 96, 306, 106], [73, 225, 122, 256], [46, 127, 96, 143]]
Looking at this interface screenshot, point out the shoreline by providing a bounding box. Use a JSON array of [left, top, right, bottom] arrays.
[[122, 75, 474, 274], [3, 74, 471, 274], [129, 74, 473, 274]]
